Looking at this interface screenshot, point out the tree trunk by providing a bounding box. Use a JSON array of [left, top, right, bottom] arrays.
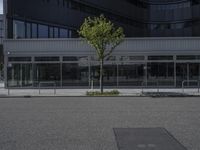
[[99, 59, 104, 94]]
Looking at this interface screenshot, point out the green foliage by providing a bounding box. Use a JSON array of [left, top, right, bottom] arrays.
[[86, 90, 120, 96], [78, 14, 125, 60], [78, 15, 124, 93]]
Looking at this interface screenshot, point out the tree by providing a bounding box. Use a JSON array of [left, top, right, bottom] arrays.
[[78, 15, 125, 93]]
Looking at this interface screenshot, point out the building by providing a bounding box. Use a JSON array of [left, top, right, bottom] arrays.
[[0, 14, 4, 79], [3, 0, 200, 88]]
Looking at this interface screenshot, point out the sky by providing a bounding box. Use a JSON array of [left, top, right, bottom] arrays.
[[0, 0, 3, 14]]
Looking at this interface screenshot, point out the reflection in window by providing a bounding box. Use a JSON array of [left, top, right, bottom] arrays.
[[49, 27, 54, 38], [35, 57, 60, 62], [32, 23, 37, 38], [38, 24, 48, 38], [54, 27, 59, 38], [60, 28, 68, 38], [8, 57, 32, 62], [26, 23, 31, 38], [120, 56, 144, 61], [148, 56, 173, 60], [13, 20, 25, 39], [177, 55, 200, 60]]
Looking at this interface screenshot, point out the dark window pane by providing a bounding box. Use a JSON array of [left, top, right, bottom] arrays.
[[13, 20, 25, 39], [148, 56, 173, 60], [35, 57, 60, 61], [60, 28, 68, 38], [26, 23, 31, 38], [71, 30, 78, 38], [177, 55, 200, 60], [54, 27, 59, 38], [38, 24, 48, 38], [49, 27, 54, 38], [120, 56, 144, 61], [63, 56, 78, 61], [68, 30, 72, 38], [8, 57, 31, 62], [32, 23, 37, 38], [63, 56, 88, 61]]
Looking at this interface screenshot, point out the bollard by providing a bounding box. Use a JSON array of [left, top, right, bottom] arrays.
[[91, 80, 94, 90]]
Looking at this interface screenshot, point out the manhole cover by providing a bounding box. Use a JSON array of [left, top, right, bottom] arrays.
[[113, 128, 187, 150]]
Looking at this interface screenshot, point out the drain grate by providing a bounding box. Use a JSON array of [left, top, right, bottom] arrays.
[[113, 128, 187, 150]]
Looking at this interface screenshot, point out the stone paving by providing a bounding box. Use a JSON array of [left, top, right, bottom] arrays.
[[0, 97, 199, 150]]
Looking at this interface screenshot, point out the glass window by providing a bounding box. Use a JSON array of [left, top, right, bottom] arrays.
[[68, 30, 72, 38], [120, 56, 144, 61], [148, 56, 173, 60], [38, 24, 48, 38], [71, 30, 78, 38], [54, 27, 59, 38], [63, 56, 88, 61], [8, 57, 32, 62], [106, 56, 116, 61], [62, 63, 89, 86], [35, 57, 60, 62], [60, 28, 68, 38], [49, 27, 54, 38], [33, 63, 61, 87], [32, 23, 37, 38], [63, 56, 78, 61], [13, 20, 25, 39], [26, 23, 31, 38], [177, 55, 200, 60]]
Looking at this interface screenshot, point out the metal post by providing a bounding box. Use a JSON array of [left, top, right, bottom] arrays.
[[39, 83, 40, 94], [157, 81, 159, 93], [141, 82, 144, 93], [174, 62, 177, 87], [182, 81, 185, 93], [91, 79, 94, 90], [8, 88, 10, 95], [54, 82, 56, 95], [116, 63, 119, 87]]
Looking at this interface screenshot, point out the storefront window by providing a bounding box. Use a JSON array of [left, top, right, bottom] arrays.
[[147, 62, 174, 86], [118, 63, 144, 86], [62, 63, 89, 86], [7, 64, 33, 87], [33, 63, 61, 87]]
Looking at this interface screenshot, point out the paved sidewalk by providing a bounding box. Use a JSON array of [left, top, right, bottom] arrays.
[[0, 87, 200, 97]]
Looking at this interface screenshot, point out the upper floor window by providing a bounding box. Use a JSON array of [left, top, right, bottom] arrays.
[[38, 24, 48, 38], [13, 19, 76, 39], [60, 28, 68, 38], [13, 20, 25, 39]]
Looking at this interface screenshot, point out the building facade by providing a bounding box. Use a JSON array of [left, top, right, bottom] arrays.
[[3, 0, 200, 88]]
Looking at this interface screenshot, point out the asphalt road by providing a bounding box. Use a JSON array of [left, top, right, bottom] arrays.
[[0, 97, 199, 150]]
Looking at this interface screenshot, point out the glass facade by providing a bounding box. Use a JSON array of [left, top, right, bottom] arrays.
[[13, 20, 25, 39], [13, 20, 77, 39], [6, 55, 200, 88]]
